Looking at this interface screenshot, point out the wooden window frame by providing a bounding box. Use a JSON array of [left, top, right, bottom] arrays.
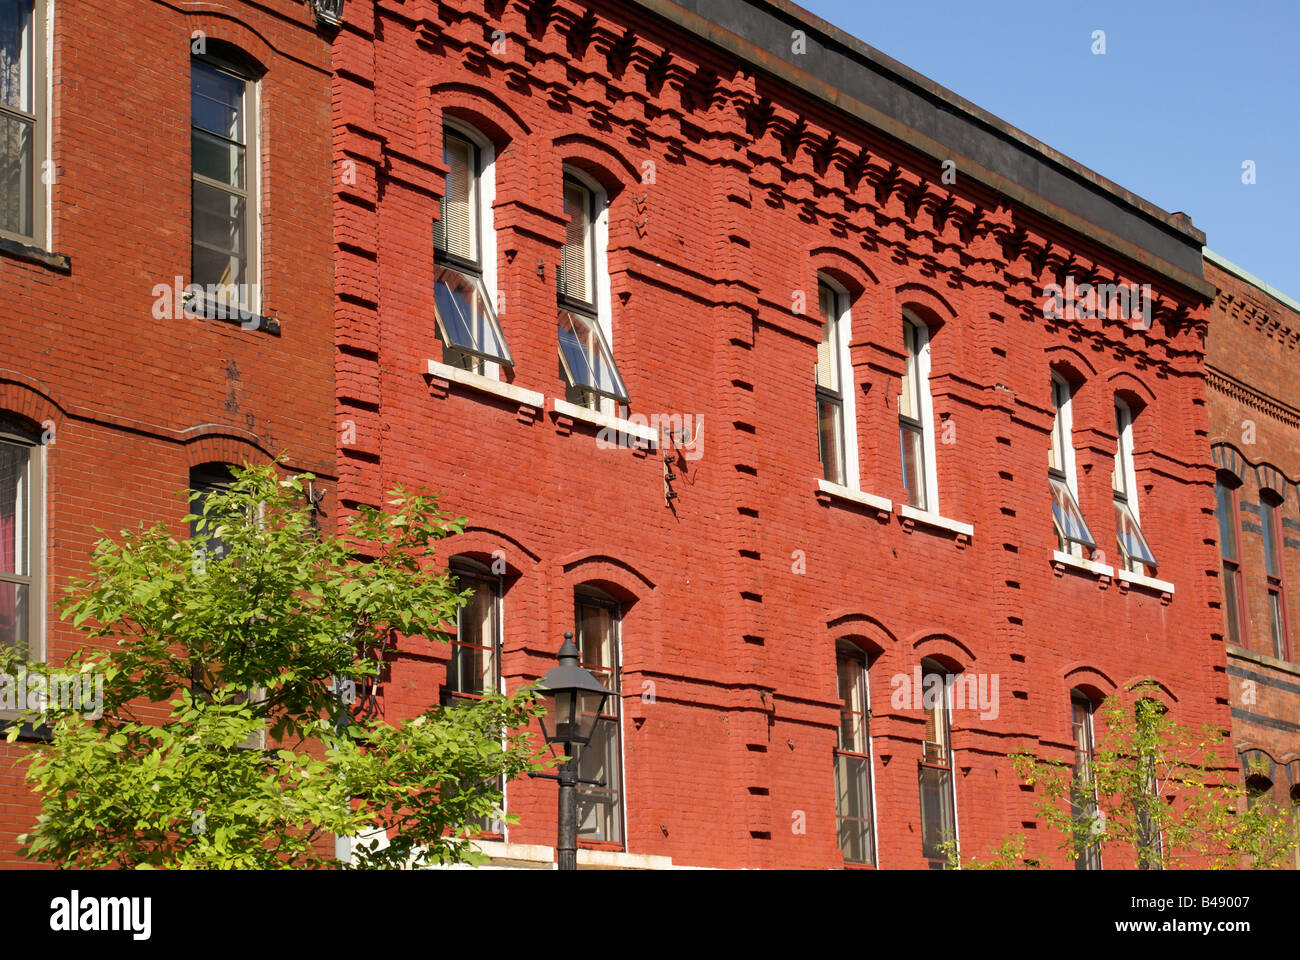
[[0, 0, 47, 245]]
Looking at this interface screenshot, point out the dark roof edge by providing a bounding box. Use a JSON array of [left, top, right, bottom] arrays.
[[628, 0, 1215, 300]]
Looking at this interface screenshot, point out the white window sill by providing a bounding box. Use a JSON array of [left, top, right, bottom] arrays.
[[816, 479, 892, 514], [1052, 550, 1115, 579], [898, 504, 974, 539], [1116, 569, 1175, 596], [549, 398, 659, 445], [426, 359, 544, 410], [452, 840, 677, 870]]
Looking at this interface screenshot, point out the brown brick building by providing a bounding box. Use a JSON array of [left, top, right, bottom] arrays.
[[0, 0, 336, 864], [1205, 250, 1300, 863]]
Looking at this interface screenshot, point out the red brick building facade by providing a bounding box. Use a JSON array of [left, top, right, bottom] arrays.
[[1205, 251, 1300, 865], [0, 0, 335, 865], [333, 0, 1230, 868]]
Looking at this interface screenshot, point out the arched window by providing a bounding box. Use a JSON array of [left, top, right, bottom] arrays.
[[1, 0, 48, 243], [1069, 691, 1102, 869], [1112, 398, 1157, 575], [1260, 490, 1290, 661], [433, 122, 512, 376], [557, 171, 627, 413], [1049, 373, 1095, 558], [1214, 471, 1248, 645], [833, 641, 875, 864], [899, 311, 937, 511], [0, 416, 43, 658], [574, 586, 624, 847], [191, 47, 260, 313], [815, 279, 852, 487], [918, 658, 956, 868], [189, 462, 236, 559]]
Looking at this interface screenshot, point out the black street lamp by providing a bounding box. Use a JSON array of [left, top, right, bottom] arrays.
[[534, 632, 614, 870]]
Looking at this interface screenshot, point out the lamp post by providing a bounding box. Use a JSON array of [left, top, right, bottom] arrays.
[[535, 632, 614, 870]]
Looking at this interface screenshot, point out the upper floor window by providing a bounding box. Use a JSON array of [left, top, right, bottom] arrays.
[[1215, 472, 1248, 646], [557, 172, 627, 412], [833, 641, 875, 865], [574, 589, 624, 847], [1260, 493, 1290, 660], [1112, 398, 1157, 575], [190, 463, 236, 560], [191, 52, 258, 312], [815, 280, 848, 486], [433, 125, 511, 375], [1, 0, 45, 243], [899, 312, 937, 511], [0, 417, 43, 659], [444, 558, 501, 705], [918, 658, 956, 868], [1048, 374, 1095, 558], [1069, 692, 1101, 870]]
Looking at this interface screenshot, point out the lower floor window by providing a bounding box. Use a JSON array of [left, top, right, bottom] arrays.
[[574, 590, 623, 847]]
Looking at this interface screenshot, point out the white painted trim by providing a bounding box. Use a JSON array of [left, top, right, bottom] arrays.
[[550, 397, 658, 444], [1116, 569, 1175, 595], [899, 504, 973, 538], [1053, 550, 1115, 579], [817, 479, 892, 513], [426, 359, 543, 408]]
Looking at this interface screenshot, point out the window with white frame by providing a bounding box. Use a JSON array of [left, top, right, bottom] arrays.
[[1069, 691, 1102, 870], [1048, 373, 1096, 559], [557, 172, 627, 412], [433, 125, 512, 376], [918, 659, 956, 869], [191, 51, 260, 312], [815, 279, 859, 487], [444, 557, 505, 835], [1, 0, 46, 243], [899, 312, 937, 511], [0, 416, 43, 660], [1112, 398, 1157, 575], [574, 587, 624, 847], [834, 641, 875, 865]]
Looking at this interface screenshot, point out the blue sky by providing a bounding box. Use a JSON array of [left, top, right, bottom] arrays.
[[800, 0, 1300, 299]]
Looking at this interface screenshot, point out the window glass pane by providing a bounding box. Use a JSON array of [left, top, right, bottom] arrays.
[[1049, 379, 1067, 474], [557, 308, 628, 403], [1222, 564, 1241, 645], [433, 265, 513, 366], [0, 1, 34, 113], [449, 575, 496, 697], [835, 753, 873, 864], [1270, 591, 1286, 660], [0, 109, 33, 236], [1050, 477, 1096, 550], [1112, 403, 1128, 495], [899, 321, 918, 420], [0, 580, 28, 654], [1115, 499, 1158, 569], [192, 128, 245, 189], [818, 398, 843, 485], [435, 131, 475, 262], [576, 716, 622, 844], [1262, 500, 1280, 577], [816, 284, 839, 392], [919, 764, 954, 865], [836, 652, 866, 753], [560, 180, 592, 303], [1215, 479, 1238, 562], [900, 423, 926, 509], [0, 440, 27, 576], [191, 61, 244, 141]]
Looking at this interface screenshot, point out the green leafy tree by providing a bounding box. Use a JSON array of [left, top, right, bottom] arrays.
[[1010, 681, 1296, 870], [3, 463, 547, 869]]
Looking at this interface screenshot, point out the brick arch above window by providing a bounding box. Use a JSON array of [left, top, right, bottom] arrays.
[[447, 526, 544, 578], [823, 610, 899, 660], [0, 374, 63, 436], [1101, 367, 1157, 409], [1119, 676, 1179, 711], [808, 246, 880, 301], [1045, 343, 1097, 385], [426, 82, 532, 153], [904, 631, 976, 673], [552, 133, 639, 198], [555, 551, 656, 604], [178, 427, 275, 470], [183, 15, 273, 75], [1061, 664, 1117, 705]]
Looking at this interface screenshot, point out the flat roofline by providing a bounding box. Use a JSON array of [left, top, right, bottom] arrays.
[[629, 0, 1215, 299], [1204, 249, 1300, 316]]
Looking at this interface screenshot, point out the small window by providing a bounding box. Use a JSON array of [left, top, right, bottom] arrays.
[[0, 1, 46, 243], [1261, 494, 1290, 660], [0, 418, 43, 659], [816, 281, 847, 486], [433, 126, 512, 373], [574, 589, 623, 847], [1215, 473, 1247, 645], [190, 463, 236, 560], [191, 53, 258, 312], [1048, 375, 1095, 557], [918, 659, 956, 868], [1112, 399, 1157, 574], [1069, 693, 1101, 870], [834, 642, 875, 865], [899, 314, 935, 511], [557, 174, 626, 411]]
